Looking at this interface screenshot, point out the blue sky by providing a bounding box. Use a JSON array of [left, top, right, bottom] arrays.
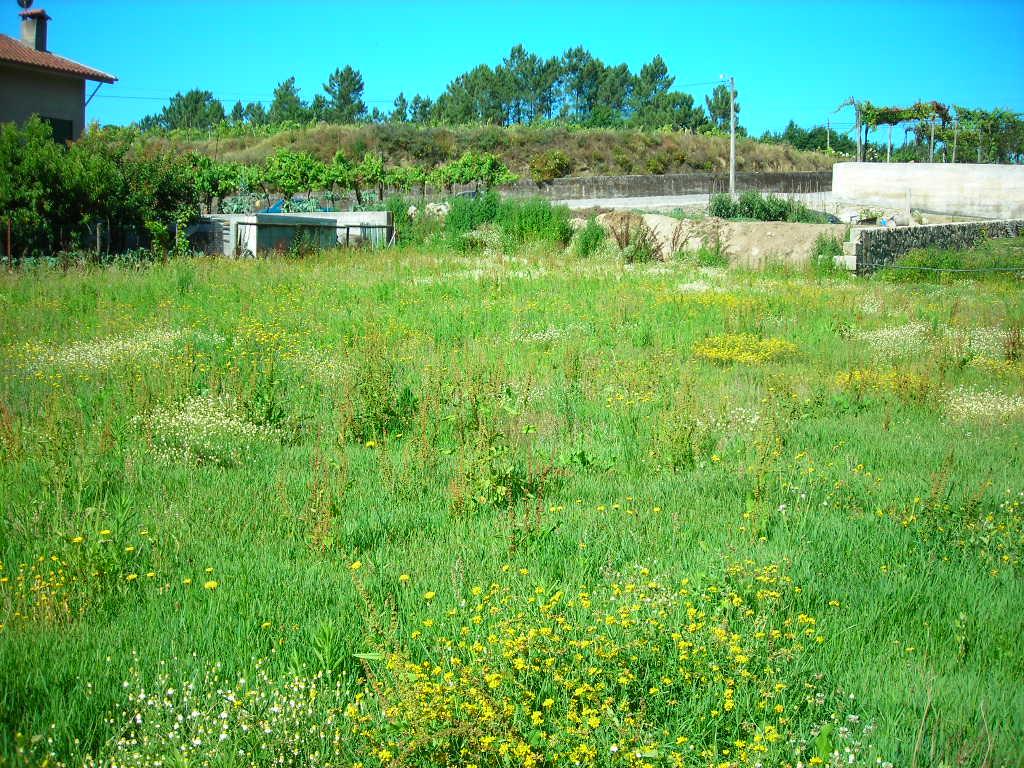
[[4, 0, 1022, 140]]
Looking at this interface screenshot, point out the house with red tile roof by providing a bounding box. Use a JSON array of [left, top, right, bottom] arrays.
[[0, 7, 116, 142]]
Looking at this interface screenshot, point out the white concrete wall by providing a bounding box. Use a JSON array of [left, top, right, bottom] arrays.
[[832, 162, 1024, 219], [200, 212, 392, 256]]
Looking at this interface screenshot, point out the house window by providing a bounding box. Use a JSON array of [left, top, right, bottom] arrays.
[[41, 116, 73, 145]]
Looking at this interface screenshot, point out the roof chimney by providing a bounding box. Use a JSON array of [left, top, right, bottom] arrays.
[[20, 8, 50, 52]]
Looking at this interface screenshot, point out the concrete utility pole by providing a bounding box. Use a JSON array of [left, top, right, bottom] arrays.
[[952, 119, 958, 163], [728, 75, 736, 196], [855, 101, 863, 162]]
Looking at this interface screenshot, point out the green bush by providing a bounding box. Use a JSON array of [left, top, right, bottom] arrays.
[[708, 193, 737, 219], [694, 244, 729, 267], [574, 217, 606, 258], [784, 201, 830, 224], [528, 150, 574, 185], [444, 191, 501, 240], [444, 194, 571, 252], [0, 118, 198, 259], [710, 190, 829, 224], [809, 234, 844, 276], [496, 198, 573, 248]]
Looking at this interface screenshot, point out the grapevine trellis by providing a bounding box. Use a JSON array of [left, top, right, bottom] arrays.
[[836, 99, 1023, 163]]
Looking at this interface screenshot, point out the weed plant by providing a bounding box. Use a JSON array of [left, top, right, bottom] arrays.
[[878, 236, 1024, 282], [1, 241, 1023, 767], [709, 191, 831, 224]]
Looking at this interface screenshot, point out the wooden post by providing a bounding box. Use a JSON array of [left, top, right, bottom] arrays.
[[5, 218, 10, 260]]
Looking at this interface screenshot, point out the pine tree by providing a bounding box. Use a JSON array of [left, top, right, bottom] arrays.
[[322, 66, 367, 124]]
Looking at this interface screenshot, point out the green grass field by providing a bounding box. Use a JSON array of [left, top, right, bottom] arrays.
[[1, 245, 1022, 767]]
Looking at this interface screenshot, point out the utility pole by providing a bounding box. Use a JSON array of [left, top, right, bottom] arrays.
[[728, 75, 736, 196], [826, 119, 831, 152], [952, 119, 958, 163], [887, 124, 892, 162], [929, 119, 935, 161], [854, 100, 863, 162]]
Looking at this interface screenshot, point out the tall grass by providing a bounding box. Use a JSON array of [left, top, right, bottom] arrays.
[[878, 236, 1024, 282], [1, 244, 1023, 767], [709, 190, 831, 223]]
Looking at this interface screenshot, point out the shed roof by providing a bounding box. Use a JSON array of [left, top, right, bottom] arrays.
[[0, 33, 116, 84]]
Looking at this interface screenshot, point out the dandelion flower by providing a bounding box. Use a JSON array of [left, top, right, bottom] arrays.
[[71, 536, 84, 544], [183, 578, 192, 585], [99, 529, 111, 536], [399, 574, 410, 583], [350, 560, 362, 571], [424, 591, 436, 601], [204, 580, 218, 590], [125, 574, 138, 582]]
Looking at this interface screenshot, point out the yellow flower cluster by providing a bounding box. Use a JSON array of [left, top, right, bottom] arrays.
[[693, 334, 797, 365], [971, 355, 1024, 379], [343, 561, 824, 767], [833, 368, 933, 401]]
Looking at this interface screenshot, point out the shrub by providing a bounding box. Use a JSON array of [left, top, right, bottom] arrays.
[[809, 234, 844, 276], [573, 217, 606, 258], [606, 214, 661, 263], [528, 150, 574, 185], [444, 191, 501, 240], [694, 244, 729, 267], [708, 193, 737, 219], [495, 198, 573, 248], [711, 191, 829, 224]]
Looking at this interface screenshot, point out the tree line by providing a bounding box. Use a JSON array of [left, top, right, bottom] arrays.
[[139, 46, 740, 134], [760, 106, 1024, 164], [0, 117, 521, 259]]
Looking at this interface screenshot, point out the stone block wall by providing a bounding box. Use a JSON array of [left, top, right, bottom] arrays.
[[855, 219, 1024, 273]]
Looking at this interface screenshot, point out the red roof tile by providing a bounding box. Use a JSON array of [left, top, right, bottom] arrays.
[[0, 33, 116, 83]]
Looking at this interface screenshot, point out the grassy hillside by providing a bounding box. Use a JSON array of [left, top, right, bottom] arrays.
[[2, 239, 1023, 766], [177, 123, 835, 176]]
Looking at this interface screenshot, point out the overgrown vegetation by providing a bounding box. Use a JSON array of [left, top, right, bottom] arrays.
[[709, 191, 831, 224], [2, 238, 1024, 766], [809, 233, 846, 276], [573, 216, 606, 258], [879, 236, 1024, 282], [178, 123, 833, 179]]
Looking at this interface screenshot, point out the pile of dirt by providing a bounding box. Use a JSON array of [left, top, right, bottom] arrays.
[[591, 213, 847, 267]]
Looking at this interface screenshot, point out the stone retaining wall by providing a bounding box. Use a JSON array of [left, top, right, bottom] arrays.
[[855, 219, 1024, 273], [494, 171, 832, 200]]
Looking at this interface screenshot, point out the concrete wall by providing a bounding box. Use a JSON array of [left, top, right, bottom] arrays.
[[191, 212, 392, 257], [495, 171, 832, 200], [833, 162, 1024, 220], [0, 63, 84, 138], [853, 219, 1024, 273]]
